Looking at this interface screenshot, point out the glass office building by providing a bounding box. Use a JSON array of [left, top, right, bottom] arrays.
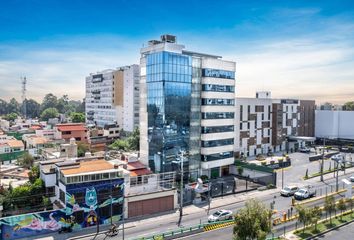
[[140, 35, 236, 178]]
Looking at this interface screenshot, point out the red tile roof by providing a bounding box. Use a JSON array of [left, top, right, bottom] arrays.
[[130, 168, 152, 177], [127, 161, 148, 170], [56, 124, 87, 132]]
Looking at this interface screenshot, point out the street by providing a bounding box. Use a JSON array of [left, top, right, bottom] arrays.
[[32, 152, 354, 240]]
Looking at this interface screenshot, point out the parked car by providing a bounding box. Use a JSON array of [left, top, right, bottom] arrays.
[[280, 186, 299, 197], [294, 186, 316, 200], [208, 209, 233, 222], [350, 176, 354, 182], [299, 147, 311, 153]]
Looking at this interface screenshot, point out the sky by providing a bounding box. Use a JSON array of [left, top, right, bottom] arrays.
[[0, 0, 354, 104]]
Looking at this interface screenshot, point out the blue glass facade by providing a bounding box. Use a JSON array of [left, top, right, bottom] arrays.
[[146, 51, 196, 172]]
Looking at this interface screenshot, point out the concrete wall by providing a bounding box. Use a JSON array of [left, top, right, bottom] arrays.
[[315, 110, 354, 140]]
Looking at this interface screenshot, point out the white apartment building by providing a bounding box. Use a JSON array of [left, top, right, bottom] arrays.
[[85, 65, 140, 132], [235, 91, 315, 157], [235, 92, 273, 157]]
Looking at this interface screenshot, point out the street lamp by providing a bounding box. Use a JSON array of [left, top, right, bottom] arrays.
[[173, 150, 186, 226]]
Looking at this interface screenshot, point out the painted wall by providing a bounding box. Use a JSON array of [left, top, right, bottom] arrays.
[[0, 178, 124, 240]]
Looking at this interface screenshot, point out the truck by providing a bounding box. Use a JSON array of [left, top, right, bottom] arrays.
[[294, 186, 316, 200]]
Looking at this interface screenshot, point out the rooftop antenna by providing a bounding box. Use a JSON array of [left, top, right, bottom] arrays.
[[21, 76, 27, 119]]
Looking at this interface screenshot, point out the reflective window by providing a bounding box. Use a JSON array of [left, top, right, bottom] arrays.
[[146, 51, 195, 173], [202, 112, 235, 119], [202, 151, 234, 161], [202, 68, 235, 79], [201, 138, 234, 148], [202, 125, 234, 134], [202, 84, 234, 92], [201, 98, 234, 106]]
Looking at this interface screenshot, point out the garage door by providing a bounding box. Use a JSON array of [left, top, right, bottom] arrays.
[[128, 195, 174, 218]]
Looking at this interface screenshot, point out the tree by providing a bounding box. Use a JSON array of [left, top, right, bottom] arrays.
[[310, 206, 322, 232], [28, 165, 40, 184], [18, 152, 34, 169], [41, 93, 58, 112], [71, 112, 85, 123], [0, 99, 8, 115], [337, 198, 347, 220], [237, 166, 244, 176], [127, 127, 140, 150], [296, 205, 310, 233], [24, 99, 41, 118], [40, 107, 59, 121], [109, 139, 129, 151], [56, 95, 69, 113], [7, 98, 20, 114], [233, 199, 271, 240], [77, 142, 89, 157], [324, 195, 336, 225], [4, 112, 18, 122], [343, 101, 354, 111], [42, 196, 51, 210]]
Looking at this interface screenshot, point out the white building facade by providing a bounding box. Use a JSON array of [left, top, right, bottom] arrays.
[[315, 110, 354, 140], [85, 65, 140, 132]]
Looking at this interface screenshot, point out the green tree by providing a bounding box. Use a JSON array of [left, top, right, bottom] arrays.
[[42, 196, 51, 210], [0, 99, 8, 115], [296, 205, 310, 233], [77, 142, 89, 157], [40, 107, 59, 121], [71, 112, 85, 123], [127, 127, 140, 150], [7, 98, 20, 114], [4, 112, 18, 121], [324, 195, 336, 225], [23, 99, 41, 118], [28, 165, 40, 184], [310, 206, 322, 232], [337, 198, 347, 220], [56, 95, 68, 113], [109, 139, 129, 151], [41, 93, 58, 112], [18, 152, 34, 169], [343, 101, 354, 111], [237, 166, 244, 176], [233, 199, 271, 240]]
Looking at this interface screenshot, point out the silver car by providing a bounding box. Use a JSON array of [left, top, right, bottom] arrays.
[[208, 210, 233, 222], [280, 186, 299, 197]]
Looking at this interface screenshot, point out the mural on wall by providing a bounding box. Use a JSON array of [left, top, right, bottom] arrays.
[[0, 178, 124, 240]]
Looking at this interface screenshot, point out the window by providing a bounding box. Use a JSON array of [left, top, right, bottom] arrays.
[[202, 84, 234, 92], [201, 98, 234, 106], [202, 151, 233, 161], [240, 105, 243, 121], [202, 68, 235, 79], [201, 125, 234, 134], [201, 138, 234, 148], [202, 112, 234, 119]]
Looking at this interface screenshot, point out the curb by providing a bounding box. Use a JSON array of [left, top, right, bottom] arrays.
[[67, 225, 135, 240], [293, 189, 346, 206], [305, 217, 354, 240]]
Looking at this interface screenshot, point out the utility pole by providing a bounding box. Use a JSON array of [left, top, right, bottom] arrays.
[[178, 151, 184, 226], [336, 161, 339, 192], [21, 77, 27, 119], [320, 138, 326, 182], [281, 165, 284, 189], [207, 181, 211, 215]]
